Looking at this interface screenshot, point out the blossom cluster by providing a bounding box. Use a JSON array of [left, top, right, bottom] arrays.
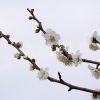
[[13, 28, 100, 83], [41, 28, 83, 67]]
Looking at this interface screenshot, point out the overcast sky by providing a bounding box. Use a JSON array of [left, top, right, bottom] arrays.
[[0, 0, 100, 100]]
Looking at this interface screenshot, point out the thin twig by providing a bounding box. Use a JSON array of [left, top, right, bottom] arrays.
[[27, 8, 46, 34], [82, 59, 100, 65], [48, 75, 100, 95]]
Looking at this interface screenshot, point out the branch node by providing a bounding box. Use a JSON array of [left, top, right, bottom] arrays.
[[31, 9, 34, 13], [96, 64, 99, 69], [58, 72, 62, 81], [68, 87, 72, 92]]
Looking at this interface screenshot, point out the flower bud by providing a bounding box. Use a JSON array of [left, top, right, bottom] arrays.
[[28, 16, 33, 20]]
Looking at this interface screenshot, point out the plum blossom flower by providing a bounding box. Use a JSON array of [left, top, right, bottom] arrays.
[[72, 50, 82, 66], [37, 68, 49, 80], [42, 28, 60, 46], [56, 48, 73, 66], [89, 31, 100, 51], [88, 65, 100, 79]]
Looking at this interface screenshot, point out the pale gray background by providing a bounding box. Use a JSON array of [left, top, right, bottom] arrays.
[[0, 0, 100, 100]]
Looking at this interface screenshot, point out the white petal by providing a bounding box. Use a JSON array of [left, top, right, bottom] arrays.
[[56, 34, 60, 40], [37, 68, 49, 80], [93, 71, 99, 79], [88, 65, 95, 70], [88, 65, 99, 79], [65, 46, 69, 51], [93, 31, 97, 38], [46, 28, 52, 34], [76, 50, 81, 56]]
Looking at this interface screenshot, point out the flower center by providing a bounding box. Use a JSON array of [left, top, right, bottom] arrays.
[[49, 35, 55, 42]]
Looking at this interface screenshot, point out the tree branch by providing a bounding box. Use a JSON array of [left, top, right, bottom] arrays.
[[0, 31, 100, 95], [48, 72, 100, 95], [0, 32, 40, 70], [27, 8, 100, 66]]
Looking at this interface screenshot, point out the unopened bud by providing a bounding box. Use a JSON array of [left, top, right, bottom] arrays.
[[28, 16, 33, 20], [35, 28, 40, 33], [15, 41, 23, 48], [32, 59, 35, 62]]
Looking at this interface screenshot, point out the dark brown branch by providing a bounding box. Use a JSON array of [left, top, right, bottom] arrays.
[[48, 74, 100, 95], [96, 40, 100, 44], [58, 72, 63, 81], [82, 59, 100, 65], [93, 37, 100, 44], [96, 64, 99, 69]]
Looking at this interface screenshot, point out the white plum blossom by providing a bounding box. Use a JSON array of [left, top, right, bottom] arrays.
[[89, 31, 100, 51], [88, 65, 100, 79], [13, 53, 20, 59], [42, 28, 60, 46], [37, 68, 49, 80], [56, 50, 72, 66], [57, 49, 82, 66], [72, 50, 82, 66]]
